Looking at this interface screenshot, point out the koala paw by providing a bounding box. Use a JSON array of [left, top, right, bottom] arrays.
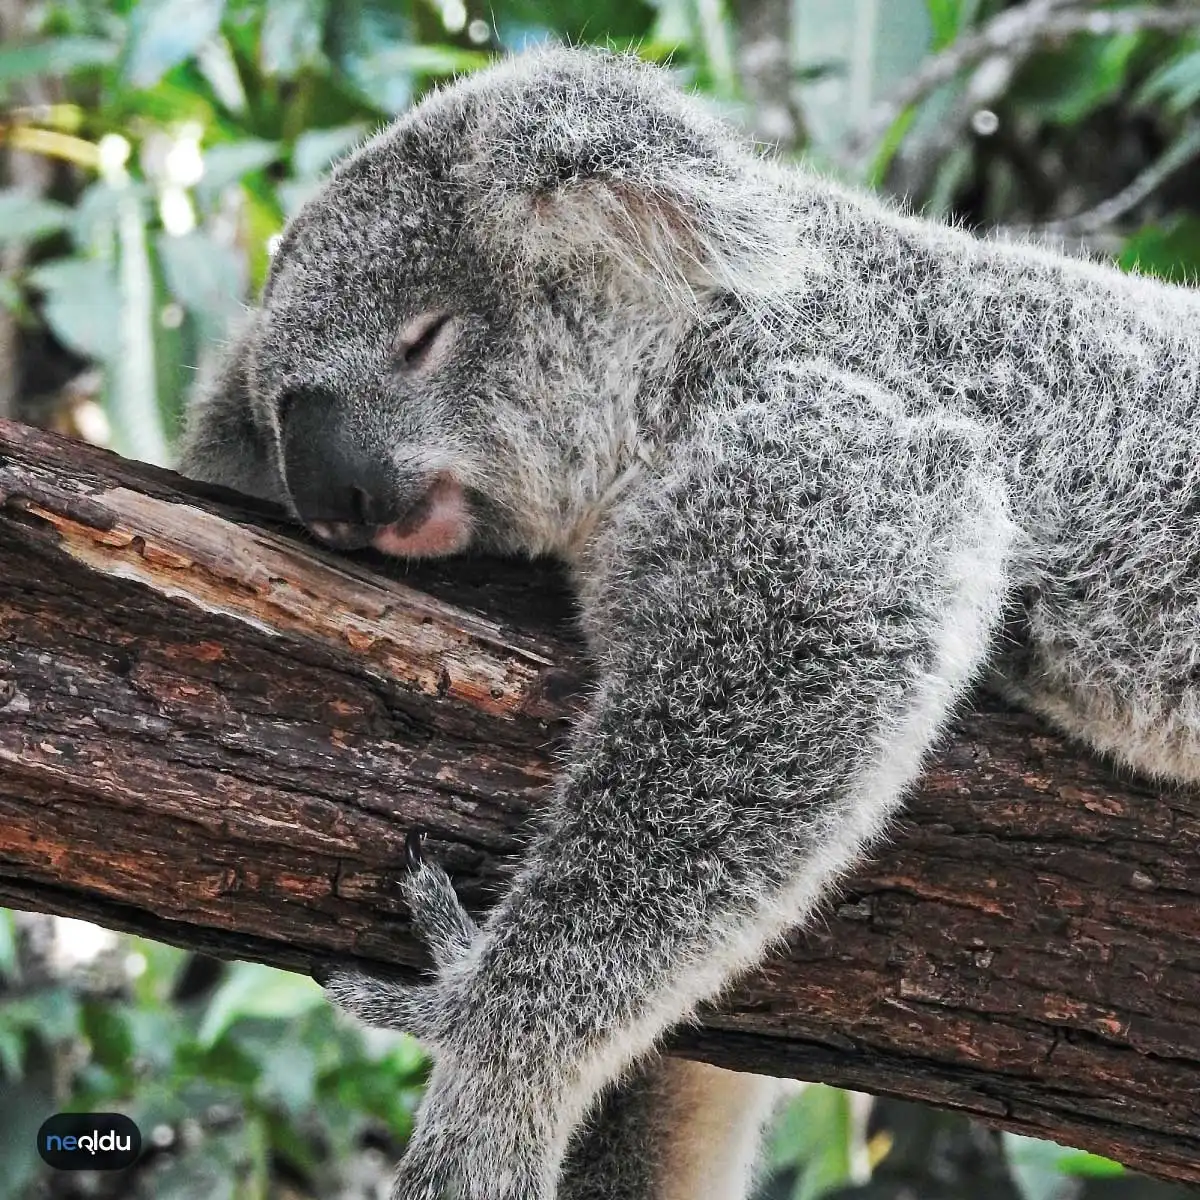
[[322, 831, 480, 1039], [398, 830, 481, 968]]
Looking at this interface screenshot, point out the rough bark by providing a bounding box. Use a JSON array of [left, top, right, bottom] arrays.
[[1, 417, 1198, 1184]]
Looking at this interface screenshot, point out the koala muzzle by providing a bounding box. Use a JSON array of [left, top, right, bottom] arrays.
[[280, 386, 471, 558], [280, 385, 415, 549]]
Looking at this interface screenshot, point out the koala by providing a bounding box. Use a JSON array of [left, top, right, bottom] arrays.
[[180, 45, 1200, 1200]]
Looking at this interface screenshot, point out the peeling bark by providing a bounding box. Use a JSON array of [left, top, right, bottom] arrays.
[[1, 418, 1198, 1183]]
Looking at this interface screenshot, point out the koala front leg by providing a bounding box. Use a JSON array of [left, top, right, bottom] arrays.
[[329, 375, 1017, 1200], [332, 843, 781, 1200]]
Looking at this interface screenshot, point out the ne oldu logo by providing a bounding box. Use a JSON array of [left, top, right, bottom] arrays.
[[37, 1113, 141, 1170]]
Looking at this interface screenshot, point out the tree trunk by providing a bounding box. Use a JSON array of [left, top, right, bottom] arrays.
[[1, 417, 1198, 1183]]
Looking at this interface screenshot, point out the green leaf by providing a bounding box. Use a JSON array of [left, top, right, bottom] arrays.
[[768, 1084, 854, 1200], [124, 0, 228, 89], [110, 185, 171, 465], [196, 36, 248, 114], [0, 1024, 23, 1080], [348, 37, 490, 113], [867, 106, 917, 188], [127, 935, 189, 1006], [255, 1037, 318, 1113], [71, 180, 126, 252], [196, 139, 282, 197], [198, 964, 326, 1048], [925, 0, 962, 50], [1139, 47, 1200, 115], [0, 191, 72, 246], [794, 0, 932, 160], [122, 1007, 180, 1073], [262, 0, 329, 76], [27, 256, 123, 361], [0, 277, 25, 320], [0, 38, 119, 88], [686, 0, 739, 101], [0, 911, 17, 981], [82, 1002, 135, 1068], [0, 987, 81, 1043], [292, 124, 367, 178], [1120, 217, 1200, 284], [1013, 33, 1140, 126], [157, 229, 245, 337], [1052, 1150, 1126, 1178], [275, 179, 322, 218], [1004, 1133, 1122, 1200]]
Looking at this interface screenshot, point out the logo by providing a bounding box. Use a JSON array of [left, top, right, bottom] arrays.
[[37, 1113, 141, 1170]]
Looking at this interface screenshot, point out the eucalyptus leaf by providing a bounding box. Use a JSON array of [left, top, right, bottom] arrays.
[[925, 0, 962, 49], [0, 986, 81, 1043], [767, 1083, 854, 1200], [1013, 33, 1140, 126], [111, 186, 171, 464], [292, 124, 368, 178], [262, 0, 329, 76], [1139, 47, 1200, 115], [157, 229, 246, 334], [71, 180, 127, 251], [255, 1037, 319, 1113], [1120, 217, 1200, 284], [0, 277, 24, 318], [0, 37, 118, 88], [1004, 1133, 1103, 1200], [0, 191, 72, 245], [124, 0, 228, 88], [196, 35, 249, 114], [353, 41, 490, 79], [0, 911, 16, 981], [196, 139, 282, 197], [198, 963, 326, 1048], [0, 1024, 22, 1080], [27, 256, 123, 361]]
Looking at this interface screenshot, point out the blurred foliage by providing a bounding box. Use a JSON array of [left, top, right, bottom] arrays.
[[2, 0, 1200, 1196], [0, 912, 427, 1197]]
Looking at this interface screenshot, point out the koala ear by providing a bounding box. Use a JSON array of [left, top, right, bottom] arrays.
[[178, 312, 285, 504], [462, 52, 816, 302]]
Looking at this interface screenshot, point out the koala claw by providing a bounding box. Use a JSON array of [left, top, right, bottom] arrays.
[[404, 828, 427, 872], [397, 841, 481, 971], [323, 840, 481, 1040]]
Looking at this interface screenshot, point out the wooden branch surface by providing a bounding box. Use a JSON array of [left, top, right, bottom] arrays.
[[1, 418, 1198, 1182]]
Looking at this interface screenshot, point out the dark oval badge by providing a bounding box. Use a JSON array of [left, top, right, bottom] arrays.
[[37, 1113, 141, 1170]]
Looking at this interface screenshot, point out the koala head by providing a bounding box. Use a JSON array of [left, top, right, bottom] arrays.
[[181, 47, 803, 560]]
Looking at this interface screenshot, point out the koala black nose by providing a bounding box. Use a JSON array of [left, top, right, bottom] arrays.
[[280, 386, 406, 549]]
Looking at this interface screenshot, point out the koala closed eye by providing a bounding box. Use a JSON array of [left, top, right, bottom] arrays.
[[394, 311, 456, 373]]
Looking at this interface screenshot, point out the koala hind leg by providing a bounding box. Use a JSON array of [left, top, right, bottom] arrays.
[[560, 1058, 783, 1200]]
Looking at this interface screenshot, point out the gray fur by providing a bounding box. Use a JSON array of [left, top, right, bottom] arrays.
[[178, 46, 1200, 1200]]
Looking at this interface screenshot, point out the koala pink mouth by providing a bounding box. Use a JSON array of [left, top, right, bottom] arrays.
[[372, 475, 472, 557], [309, 475, 472, 559]]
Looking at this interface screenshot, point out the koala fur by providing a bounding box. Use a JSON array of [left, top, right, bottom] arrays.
[[179, 45, 1200, 1200]]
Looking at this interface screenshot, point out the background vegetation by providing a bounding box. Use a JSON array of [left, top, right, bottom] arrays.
[[2, 0, 1199, 1196]]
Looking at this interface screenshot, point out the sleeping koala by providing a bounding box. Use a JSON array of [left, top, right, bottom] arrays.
[[180, 45, 1200, 1200]]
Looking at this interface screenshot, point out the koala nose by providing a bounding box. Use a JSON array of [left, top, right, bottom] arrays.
[[280, 386, 407, 549]]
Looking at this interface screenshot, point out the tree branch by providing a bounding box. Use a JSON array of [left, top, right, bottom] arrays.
[[2, 418, 1200, 1183], [847, 1, 1200, 168], [1033, 123, 1200, 237], [732, 0, 806, 151]]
